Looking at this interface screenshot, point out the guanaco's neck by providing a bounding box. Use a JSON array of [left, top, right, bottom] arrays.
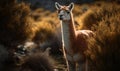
[[61, 13, 76, 54]]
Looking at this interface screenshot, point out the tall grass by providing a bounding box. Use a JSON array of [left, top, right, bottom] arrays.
[[0, 0, 37, 48], [20, 52, 55, 71], [33, 22, 56, 43], [0, 0, 57, 71], [1, 0, 120, 71], [80, 2, 120, 30], [85, 2, 120, 71]]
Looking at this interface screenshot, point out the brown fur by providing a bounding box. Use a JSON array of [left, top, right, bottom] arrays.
[[62, 12, 94, 56], [56, 2, 94, 71]]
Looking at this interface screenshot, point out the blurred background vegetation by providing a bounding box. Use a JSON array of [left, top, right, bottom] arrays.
[[0, 0, 120, 71]]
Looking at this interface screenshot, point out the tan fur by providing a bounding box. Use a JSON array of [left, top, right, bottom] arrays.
[[55, 2, 94, 71]]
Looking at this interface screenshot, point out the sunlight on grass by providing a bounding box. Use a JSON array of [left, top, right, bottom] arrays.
[[0, 0, 120, 71]]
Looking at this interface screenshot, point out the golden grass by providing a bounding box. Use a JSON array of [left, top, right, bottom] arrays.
[[85, 2, 120, 71], [33, 22, 56, 43], [0, 1, 120, 71], [31, 3, 120, 71], [0, 1, 36, 47]]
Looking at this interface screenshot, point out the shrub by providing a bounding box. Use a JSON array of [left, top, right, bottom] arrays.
[[80, 2, 120, 30], [0, 0, 37, 48], [86, 3, 120, 71], [33, 22, 55, 43], [20, 52, 55, 71]]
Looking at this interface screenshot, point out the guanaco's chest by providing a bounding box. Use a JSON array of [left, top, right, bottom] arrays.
[[61, 22, 72, 54]]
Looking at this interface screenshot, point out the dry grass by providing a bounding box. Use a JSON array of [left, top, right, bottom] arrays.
[[18, 2, 120, 71], [33, 22, 56, 43], [0, 0, 120, 71], [85, 2, 120, 71], [80, 2, 120, 30], [0, 1, 37, 48], [0, 1, 58, 71], [20, 52, 55, 71]]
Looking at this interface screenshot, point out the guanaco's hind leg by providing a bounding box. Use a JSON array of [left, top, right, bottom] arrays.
[[76, 59, 88, 71], [68, 61, 76, 71], [76, 62, 85, 71]]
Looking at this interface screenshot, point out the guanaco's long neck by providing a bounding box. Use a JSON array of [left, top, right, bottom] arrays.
[[61, 13, 76, 53]]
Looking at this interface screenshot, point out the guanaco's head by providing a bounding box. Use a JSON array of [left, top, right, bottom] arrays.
[[55, 2, 74, 21]]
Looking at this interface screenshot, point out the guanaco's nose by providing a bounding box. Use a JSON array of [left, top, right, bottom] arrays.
[[59, 15, 63, 20]]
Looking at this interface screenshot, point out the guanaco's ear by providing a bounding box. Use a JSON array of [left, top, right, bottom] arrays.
[[68, 3, 74, 11], [55, 2, 61, 9]]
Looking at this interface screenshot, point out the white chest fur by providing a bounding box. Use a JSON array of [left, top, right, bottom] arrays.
[[61, 22, 83, 62], [61, 22, 71, 53]]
